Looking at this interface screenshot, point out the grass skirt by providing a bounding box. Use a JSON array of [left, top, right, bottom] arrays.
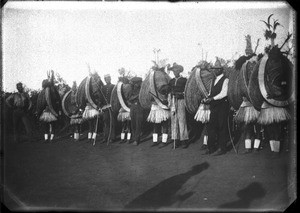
[[234, 105, 259, 124], [117, 108, 131, 122], [82, 105, 99, 120], [147, 104, 170, 123], [39, 108, 57, 122], [257, 103, 291, 125], [194, 103, 210, 123], [70, 114, 83, 125]]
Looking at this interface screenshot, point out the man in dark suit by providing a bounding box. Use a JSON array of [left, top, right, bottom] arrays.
[[100, 74, 116, 143], [202, 59, 230, 156]]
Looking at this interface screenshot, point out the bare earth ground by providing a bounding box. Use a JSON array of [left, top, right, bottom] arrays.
[[1, 132, 296, 212]]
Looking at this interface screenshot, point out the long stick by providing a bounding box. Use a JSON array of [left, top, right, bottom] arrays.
[[93, 114, 99, 146], [173, 96, 177, 149], [173, 117, 176, 149], [227, 116, 237, 154], [107, 108, 113, 146]]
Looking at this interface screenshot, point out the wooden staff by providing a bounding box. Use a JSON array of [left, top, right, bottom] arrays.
[[227, 116, 237, 154], [173, 96, 177, 149], [93, 114, 99, 146], [106, 107, 113, 146]]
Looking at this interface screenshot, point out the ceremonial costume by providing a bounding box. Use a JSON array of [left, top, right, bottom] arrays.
[[146, 60, 171, 146], [258, 100, 290, 154], [234, 35, 261, 153], [62, 82, 83, 141], [117, 80, 132, 143], [36, 71, 61, 142]]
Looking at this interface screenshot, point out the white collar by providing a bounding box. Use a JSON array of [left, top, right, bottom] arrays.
[[216, 73, 224, 79], [214, 73, 224, 85]]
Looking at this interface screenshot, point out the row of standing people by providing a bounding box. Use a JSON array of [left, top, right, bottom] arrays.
[[5, 59, 290, 156], [2, 61, 239, 155]]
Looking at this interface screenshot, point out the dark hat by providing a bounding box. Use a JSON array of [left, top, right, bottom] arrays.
[[169, 63, 184, 73], [130, 77, 142, 83]]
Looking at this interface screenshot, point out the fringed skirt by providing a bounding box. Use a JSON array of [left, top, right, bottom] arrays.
[[82, 104, 99, 120], [257, 101, 291, 125], [147, 104, 170, 123], [234, 105, 259, 124], [117, 108, 131, 122], [70, 114, 83, 125], [39, 107, 57, 122], [194, 103, 210, 123]]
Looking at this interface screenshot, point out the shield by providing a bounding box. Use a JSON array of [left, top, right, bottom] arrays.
[[139, 70, 171, 110], [248, 60, 264, 111], [36, 85, 60, 117], [76, 77, 88, 110], [139, 73, 152, 110], [238, 60, 258, 101], [185, 67, 214, 114], [248, 53, 294, 110], [62, 90, 79, 118], [228, 67, 243, 110], [111, 82, 132, 113], [258, 54, 293, 107], [36, 89, 47, 116], [85, 74, 105, 109]]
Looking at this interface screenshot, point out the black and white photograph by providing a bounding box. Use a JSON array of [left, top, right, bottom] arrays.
[[0, 0, 296, 212]]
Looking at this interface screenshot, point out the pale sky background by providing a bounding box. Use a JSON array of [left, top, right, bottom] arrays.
[[2, 1, 295, 92]]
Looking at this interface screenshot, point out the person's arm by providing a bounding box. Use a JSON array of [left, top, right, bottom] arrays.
[[5, 94, 14, 108]]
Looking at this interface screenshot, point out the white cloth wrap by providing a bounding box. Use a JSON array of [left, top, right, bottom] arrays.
[[82, 104, 99, 120], [147, 103, 170, 123], [117, 107, 131, 122], [257, 102, 291, 125], [39, 107, 57, 122], [194, 103, 210, 123]]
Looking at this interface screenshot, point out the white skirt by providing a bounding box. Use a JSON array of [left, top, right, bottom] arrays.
[[257, 105, 291, 125], [82, 105, 99, 120], [194, 103, 210, 123], [147, 104, 170, 123], [117, 108, 131, 122], [39, 108, 57, 122], [70, 114, 83, 125], [234, 105, 259, 124]]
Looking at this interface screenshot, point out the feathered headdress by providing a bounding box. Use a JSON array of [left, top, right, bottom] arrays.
[[152, 58, 168, 70], [245, 35, 254, 56], [71, 81, 77, 91]]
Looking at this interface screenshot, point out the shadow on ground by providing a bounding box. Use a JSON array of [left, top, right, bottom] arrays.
[[124, 162, 209, 210], [218, 182, 266, 210]]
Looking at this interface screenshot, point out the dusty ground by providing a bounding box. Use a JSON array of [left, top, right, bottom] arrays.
[[1, 131, 296, 212]]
